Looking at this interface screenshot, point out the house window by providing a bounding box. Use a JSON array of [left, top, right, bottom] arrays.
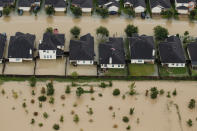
[[90, 61, 92, 64], [138, 60, 142, 62], [176, 64, 178, 66], [47, 50, 49, 53], [112, 64, 114, 67], [104, 64, 107, 67], [44, 55, 46, 59], [43, 50, 46, 52], [16, 58, 20, 61], [47, 55, 49, 58], [118, 65, 120, 67], [50, 55, 52, 59], [83, 61, 85, 63], [53, 51, 55, 53]]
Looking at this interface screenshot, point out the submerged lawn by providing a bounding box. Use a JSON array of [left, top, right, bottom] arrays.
[[104, 68, 128, 76], [159, 66, 189, 77], [129, 64, 157, 76], [191, 68, 197, 76]]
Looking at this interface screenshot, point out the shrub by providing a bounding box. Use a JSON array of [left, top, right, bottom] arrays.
[[123, 8, 135, 17], [122, 116, 129, 123], [73, 114, 79, 123], [31, 90, 35, 96], [150, 87, 159, 99], [87, 108, 93, 115], [99, 82, 107, 88], [187, 119, 193, 127], [125, 24, 138, 37], [154, 26, 169, 41], [60, 115, 64, 122], [38, 95, 47, 102], [22, 102, 27, 108], [47, 81, 54, 96], [65, 85, 71, 94], [3, 6, 11, 16], [45, 27, 53, 33], [76, 87, 84, 97], [70, 26, 81, 38], [29, 76, 36, 87], [129, 82, 136, 95], [159, 89, 164, 95], [129, 108, 134, 115], [71, 71, 79, 78], [172, 89, 177, 96], [96, 26, 109, 37], [109, 81, 113, 87], [188, 99, 196, 109], [43, 112, 48, 119], [53, 124, 60, 130], [45, 6, 55, 15], [113, 89, 120, 96], [126, 125, 131, 130], [49, 97, 55, 104], [31, 118, 35, 124], [167, 91, 171, 98], [38, 123, 43, 127], [95, 7, 109, 18]]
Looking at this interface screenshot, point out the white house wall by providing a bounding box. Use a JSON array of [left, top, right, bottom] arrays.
[[152, 6, 162, 13], [55, 8, 66, 12], [162, 63, 185, 67], [131, 59, 154, 64], [19, 7, 31, 11], [134, 6, 145, 13], [101, 64, 125, 68], [82, 8, 92, 13], [70, 60, 94, 65], [39, 50, 56, 59], [177, 9, 188, 14], [108, 6, 119, 12], [0, 7, 3, 11], [9, 58, 23, 62]]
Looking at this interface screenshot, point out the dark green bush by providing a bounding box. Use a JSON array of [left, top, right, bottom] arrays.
[[38, 95, 47, 102], [113, 89, 120, 96], [122, 116, 129, 123], [53, 124, 60, 130]]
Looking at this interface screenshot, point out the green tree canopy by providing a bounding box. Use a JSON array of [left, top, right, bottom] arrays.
[[70, 26, 81, 38], [124, 24, 138, 37], [153, 26, 169, 41], [45, 6, 55, 16], [96, 26, 109, 37]]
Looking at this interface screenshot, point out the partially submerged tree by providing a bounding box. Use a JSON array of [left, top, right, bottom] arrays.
[[124, 24, 138, 37], [123, 7, 135, 17], [96, 26, 109, 37], [3, 6, 11, 16], [154, 26, 169, 41], [71, 6, 82, 17], [45, 27, 53, 33], [70, 26, 81, 38], [45, 6, 55, 16], [96, 7, 109, 18]]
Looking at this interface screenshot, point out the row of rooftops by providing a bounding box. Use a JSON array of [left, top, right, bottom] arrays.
[[0, 0, 195, 9], [0, 32, 197, 65]]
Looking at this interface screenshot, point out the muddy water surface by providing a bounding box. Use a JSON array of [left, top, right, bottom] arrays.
[[0, 81, 197, 131]]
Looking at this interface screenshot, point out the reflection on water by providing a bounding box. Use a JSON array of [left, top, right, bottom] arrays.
[[46, 16, 54, 24], [3, 16, 11, 22]]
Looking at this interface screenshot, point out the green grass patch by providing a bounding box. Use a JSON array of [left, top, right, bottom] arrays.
[[159, 66, 189, 77], [104, 68, 127, 76], [129, 64, 157, 76], [191, 69, 197, 76]]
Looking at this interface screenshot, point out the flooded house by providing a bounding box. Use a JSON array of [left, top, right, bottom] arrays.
[[99, 37, 125, 68], [123, 0, 146, 13], [0, 33, 6, 63], [18, 0, 40, 12], [187, 42, 197, 69], [8, 32, 35, 62], [150, 0, 171, 14], [45, 0, 67, 12], [98, 0, 120, 14], [69, 33, 95, 65], [71, 0, 93, 13], [38, 30, 65, 60], [175, 0, 196, 14], [158, 36, 186, 68], [129, 34, 155, 64]]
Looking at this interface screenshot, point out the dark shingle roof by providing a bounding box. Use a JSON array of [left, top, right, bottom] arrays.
[[99, 37, 125, 64], [0, 34, 6, 59], [129, 35, 155, 59], [8, 32, 35, 58], [0, 0, 14, 7], [45, 0, 66, 8], [39, 32, 65, 56], [69, 33, 95, 60], [18, 0, 35, 7], [187, 42, 197, 65], [150, 0, 171, 9], [124, 0, 146, 8], [176, 0, 194, 3], [159, 36, 185, 63], [72, 0, 93, 8]]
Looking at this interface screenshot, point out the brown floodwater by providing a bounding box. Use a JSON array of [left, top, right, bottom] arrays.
[[0, 81, 196, 131]]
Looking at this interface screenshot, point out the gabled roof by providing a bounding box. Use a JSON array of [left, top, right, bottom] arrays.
[[39, 32, 65, 56], [150, 0, 171, 9], [129, 35, 155, 59], [0, 0, 14, 7], [187, 42, 197, 65], [69, 33, 95, 60], [72, 0, 93, 8], [0, 34, 6, 59], [159, 36, 185, 63], [124, 0, 146, 8], [18, 0, 36, 7], [99, 37, 125, 64], [8, 32, 35, 58], [45, 0, 66, 8]]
